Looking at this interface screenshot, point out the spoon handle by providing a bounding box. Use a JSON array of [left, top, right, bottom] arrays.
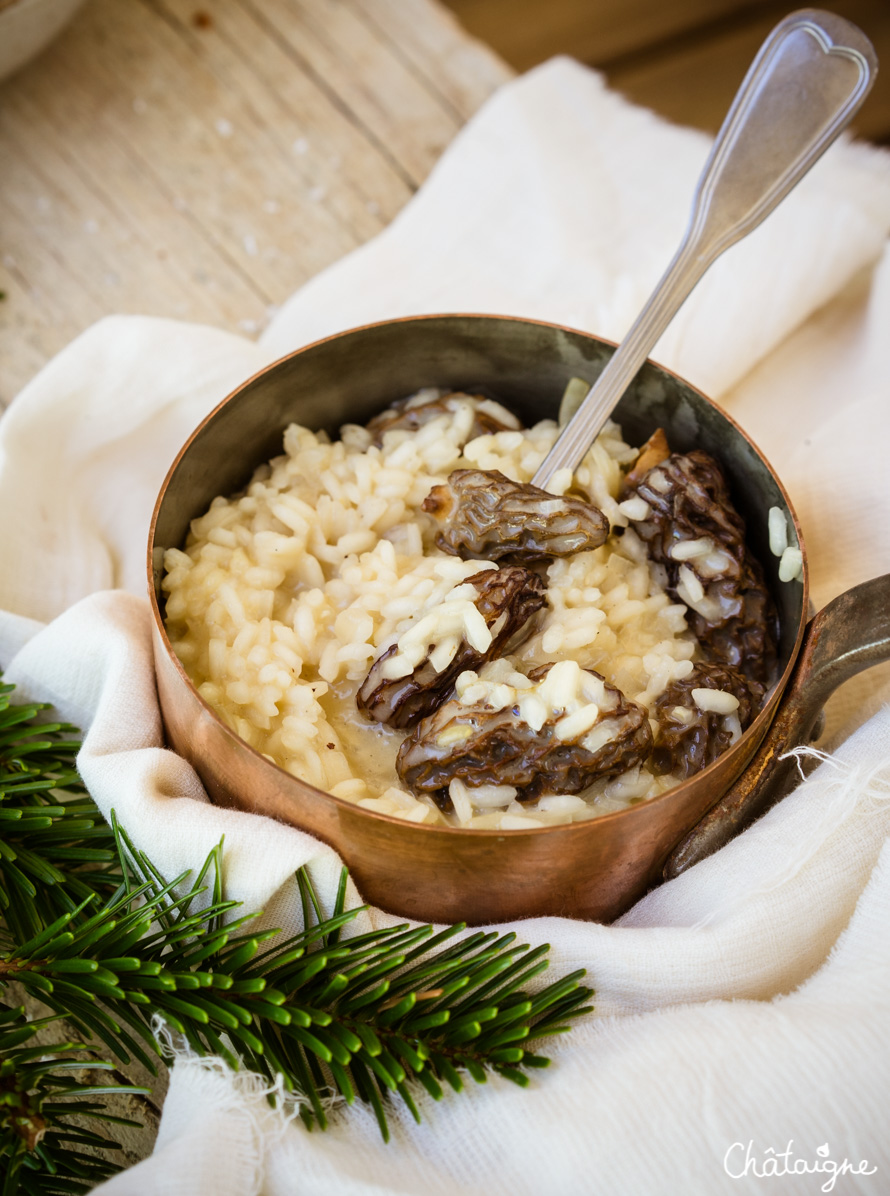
[[532, 8, 877, 491]]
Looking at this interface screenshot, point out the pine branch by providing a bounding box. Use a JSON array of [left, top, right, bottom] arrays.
[[0, 1002, 147, 1196], [0, 682, 122, 946], [0, 679, 595, 1188]]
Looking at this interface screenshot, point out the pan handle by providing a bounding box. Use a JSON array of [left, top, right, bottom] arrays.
[[664, 573, 890, 878]]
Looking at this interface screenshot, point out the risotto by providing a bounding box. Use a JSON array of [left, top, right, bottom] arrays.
[[162, 390, 773, 829]]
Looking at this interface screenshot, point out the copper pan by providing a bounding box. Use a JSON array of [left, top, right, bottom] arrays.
[[147, 315, 890, 924]]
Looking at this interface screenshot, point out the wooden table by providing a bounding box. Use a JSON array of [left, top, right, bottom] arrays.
[[447, 0, 890, 143], [6, 0, 889, 417], [0, 0, 510, 411]]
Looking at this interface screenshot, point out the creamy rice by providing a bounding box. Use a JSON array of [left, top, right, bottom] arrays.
[[163, 391, 705, 829]]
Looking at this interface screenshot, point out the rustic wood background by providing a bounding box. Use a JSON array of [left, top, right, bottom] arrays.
[[0, 0, 510, 410], [444, 0, 890, 140], [2, 0, 888, 411]]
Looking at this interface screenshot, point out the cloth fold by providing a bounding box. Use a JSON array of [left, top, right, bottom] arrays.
[[3, 57, 890, 1195]]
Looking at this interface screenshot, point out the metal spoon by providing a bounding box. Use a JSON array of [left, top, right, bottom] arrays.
[[532, 8, 877, 491]]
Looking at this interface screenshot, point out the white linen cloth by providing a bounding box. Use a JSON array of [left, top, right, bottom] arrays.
[[2, 58, 890, 1194]]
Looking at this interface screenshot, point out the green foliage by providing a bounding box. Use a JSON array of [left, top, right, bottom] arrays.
[[0, 1003, 146, 1196], [0, 682, 593, 1191], [0, 682, 122, 946]]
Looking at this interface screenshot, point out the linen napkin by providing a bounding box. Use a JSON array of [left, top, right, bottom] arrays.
[[2, 58, 890, 1195]]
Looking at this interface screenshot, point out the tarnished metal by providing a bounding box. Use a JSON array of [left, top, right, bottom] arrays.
[[144, 313, 887, 925]]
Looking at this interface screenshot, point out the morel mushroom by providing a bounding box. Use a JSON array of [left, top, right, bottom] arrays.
[[424, 469, 609, 564], [650, 662, 765, 779], [366, 391, 521, 447], [357, 566, 546, 729], [396, 658, 652, 806], [624, 445, 777, 684]]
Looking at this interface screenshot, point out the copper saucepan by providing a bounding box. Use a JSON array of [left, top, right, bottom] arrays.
[[147, 315, 890, 924]]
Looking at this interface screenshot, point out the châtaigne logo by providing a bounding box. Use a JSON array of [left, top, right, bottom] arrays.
[[724, 1141, 878, 1191]]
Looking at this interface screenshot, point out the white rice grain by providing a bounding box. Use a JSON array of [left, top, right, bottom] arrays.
[[778, 546, 804, 582], [768, 506, 789, 557], [692, 688, 740, 714]]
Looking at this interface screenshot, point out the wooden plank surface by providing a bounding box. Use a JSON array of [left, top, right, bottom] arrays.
[[608, 0, 890, 143], [0, 0, 511, 409], [444, 0, 760, 73], [445, 0, 890, 144], [7, 0, 888, 412]]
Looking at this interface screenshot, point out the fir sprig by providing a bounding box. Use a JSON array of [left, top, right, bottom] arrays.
[[0, 682, 594, 1190], [0, 681, 121, 946], [0, 1003, 146, 1196]]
